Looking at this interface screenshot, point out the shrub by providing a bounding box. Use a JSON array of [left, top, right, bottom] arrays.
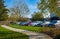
[[41, 28, 60, 38], [41, 28, 54, 37]]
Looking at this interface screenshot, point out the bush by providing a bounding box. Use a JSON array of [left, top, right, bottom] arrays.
[[41, 28, 54, 37], [41, 28, 60, 38]]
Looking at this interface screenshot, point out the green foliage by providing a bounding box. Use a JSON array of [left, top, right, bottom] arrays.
[[31, 12, 44, 21], [18, 17, 29, 22], [42, 28, 60, 38], [0, 26, 28, 39], [38, 0, 60, 16], [0, 0, 8, 21]]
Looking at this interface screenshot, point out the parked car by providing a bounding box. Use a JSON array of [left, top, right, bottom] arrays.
[[30, 22, 40, 26], [35, 21, 44, 27], [20, 22, 28, 26], [16, 22, 21, 25], [55, 20, 60, 28], [47, 20, 56, 27], [43, 21, 50, 26], [47, 23, 55, 27], [50, 20, 57, 23], [24, 21, 32, 26]]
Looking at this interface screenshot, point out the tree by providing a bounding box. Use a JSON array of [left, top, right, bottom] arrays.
[[31, 12, 44, 21], [38, 0, 60, 16], [0, 0, 8, 21], [9, 0, 29, 22], [18, 17, 29, 22]]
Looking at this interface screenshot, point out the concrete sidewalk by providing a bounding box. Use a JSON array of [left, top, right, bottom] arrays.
[[1, 25, 53, 39]]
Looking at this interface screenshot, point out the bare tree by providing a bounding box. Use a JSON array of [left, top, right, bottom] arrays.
[[9, 0, 29, 22]]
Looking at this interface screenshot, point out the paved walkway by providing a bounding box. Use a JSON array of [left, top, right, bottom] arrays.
[[1, 25, 53, 39]]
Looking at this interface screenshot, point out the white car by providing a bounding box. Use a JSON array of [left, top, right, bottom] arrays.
[[16, 22, 21, 25], [30, 22, 39, 26], [43, 21, 50, 26], [55, 20, 60, 28]]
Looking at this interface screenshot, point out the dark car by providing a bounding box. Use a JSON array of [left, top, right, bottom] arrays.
[[36, 21, 44, 27], [47, 23, 55, 28], [50, 20, 57, 23], [36, 23, 43, 27], [47, 20, 57, 27], [25, 21, 32, 26], [20, 22, 28, 26]]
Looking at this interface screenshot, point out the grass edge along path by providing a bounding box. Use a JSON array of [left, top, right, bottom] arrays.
[[0, 25, 28, 39], [9, 24, 60, 39], [1, 25, 53, 39], [9, 24, 52, 33]]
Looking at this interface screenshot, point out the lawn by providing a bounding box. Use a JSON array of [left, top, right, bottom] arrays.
[[9, 24, 52, 33], [0, 26, 28, 39], [9, 24, 60, 39]]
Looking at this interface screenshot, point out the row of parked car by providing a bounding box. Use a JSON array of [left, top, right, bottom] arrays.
[[15, 20, 60, 27]]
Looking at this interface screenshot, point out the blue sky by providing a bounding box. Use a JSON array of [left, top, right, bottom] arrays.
[[5, 0, 40, 18]]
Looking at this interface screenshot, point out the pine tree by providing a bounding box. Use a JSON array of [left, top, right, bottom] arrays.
[[0, 0, 8, 21]]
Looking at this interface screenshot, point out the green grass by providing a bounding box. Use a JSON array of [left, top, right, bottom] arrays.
[[9, 24, 52, 33], [0, 26, 28, 39], [9, 24, 60, 39]]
